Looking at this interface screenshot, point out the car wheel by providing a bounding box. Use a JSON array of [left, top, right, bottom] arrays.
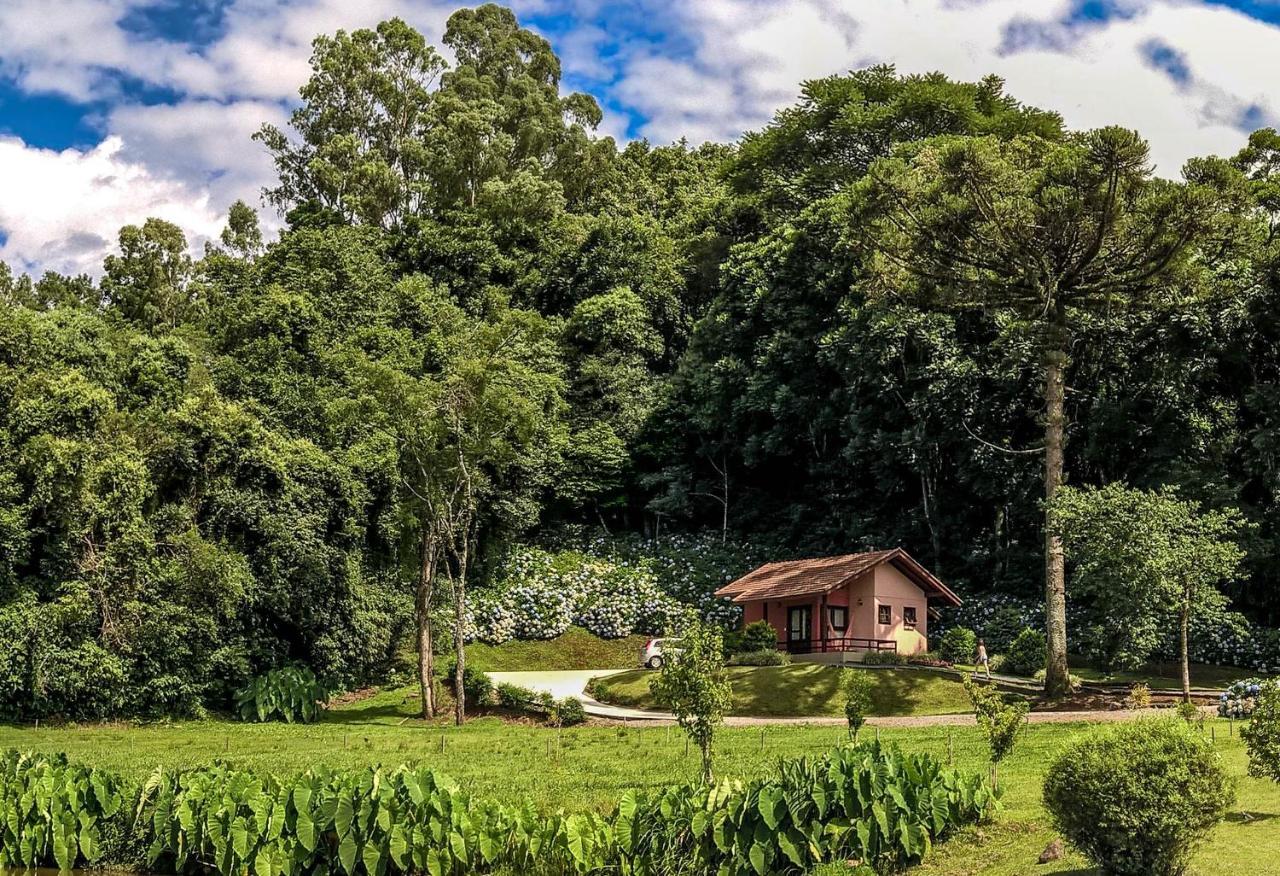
[[647, 656, 663, 669]]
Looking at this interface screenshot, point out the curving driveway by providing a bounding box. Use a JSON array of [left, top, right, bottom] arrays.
[[486, 670, 676, 720]]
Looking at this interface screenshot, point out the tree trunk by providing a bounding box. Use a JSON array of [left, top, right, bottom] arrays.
[[453, 571, 466, 726], [452, 537, 471, 727], [1042, 333, 1071, 697], [416, 529, 437, 719], [1180, 603, 1191, 703]]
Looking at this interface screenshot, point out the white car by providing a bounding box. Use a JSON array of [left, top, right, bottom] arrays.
[[641, 637, 681, 669]]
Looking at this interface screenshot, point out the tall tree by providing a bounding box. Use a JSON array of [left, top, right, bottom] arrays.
[[1052, 483, 1246, 700], [863, 127, 1252, 694], [257, 6, 609, 226], [256, 18, 446, 227], [377, 291, 566, 724], [101, 219, 196, 330]]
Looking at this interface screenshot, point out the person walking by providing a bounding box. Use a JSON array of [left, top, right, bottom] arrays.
[[976, 638, 991, 680]]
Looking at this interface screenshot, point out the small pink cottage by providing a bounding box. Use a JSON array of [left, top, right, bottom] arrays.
[[714, 549, 962, 660]]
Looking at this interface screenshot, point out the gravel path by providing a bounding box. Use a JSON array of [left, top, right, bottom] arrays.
[[484, 670, 1215, 726]]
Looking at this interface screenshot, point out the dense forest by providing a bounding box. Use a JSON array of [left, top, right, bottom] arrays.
[[4, 4, 1280, 717]]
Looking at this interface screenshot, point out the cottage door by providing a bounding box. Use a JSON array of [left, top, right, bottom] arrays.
[[787, 606, 812, 652]]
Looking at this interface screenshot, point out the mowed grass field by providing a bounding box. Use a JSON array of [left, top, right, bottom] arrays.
[[2, 693, 1278, 875], [592, 664, 975, 717]]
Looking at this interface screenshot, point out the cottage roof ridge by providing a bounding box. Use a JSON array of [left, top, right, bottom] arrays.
[[714, 548, 961, 607]]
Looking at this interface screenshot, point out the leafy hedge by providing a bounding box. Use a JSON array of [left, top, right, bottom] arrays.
[[0, 742, 997, 875]]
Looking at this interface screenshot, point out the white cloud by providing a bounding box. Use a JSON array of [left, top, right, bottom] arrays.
[[106, 99, 289, 211], [615, 0, 1280, 173], [0, 136, 223, 276]]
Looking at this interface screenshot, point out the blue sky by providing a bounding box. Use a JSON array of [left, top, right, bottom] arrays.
[[3, 0, 1280, 276]]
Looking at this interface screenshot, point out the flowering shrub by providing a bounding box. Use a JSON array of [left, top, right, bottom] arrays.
[[464, 533, 761, 643], [935, 594, 1045, 652], [1178, 615, 1280, 674], [1219, 678, 1267, 719], [940, 593, 1280, 675], [546, 529, 767, 627]]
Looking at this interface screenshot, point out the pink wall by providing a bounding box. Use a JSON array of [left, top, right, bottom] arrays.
[[871, 563, 929, 654]]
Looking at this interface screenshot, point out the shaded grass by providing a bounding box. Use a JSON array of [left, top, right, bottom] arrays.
[[1068, 660, 1257, 690], [592, 665, 973, 717], [0, 711, 1276, 874], [947, 658, 1256, 690], [464, 627, 648, 672]]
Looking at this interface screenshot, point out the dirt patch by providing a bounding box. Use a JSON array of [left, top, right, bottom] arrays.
[[326, 686, 384, 708]]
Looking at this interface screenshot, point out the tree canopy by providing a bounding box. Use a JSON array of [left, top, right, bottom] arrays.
[[2, 4, 1279, 719]]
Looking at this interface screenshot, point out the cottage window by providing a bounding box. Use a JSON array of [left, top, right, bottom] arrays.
[[877, 604, 891, 625], [828, 606, 848, 632], [903, 606, 918, 629]]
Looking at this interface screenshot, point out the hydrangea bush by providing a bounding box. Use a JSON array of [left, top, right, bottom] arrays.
[[939, 592, 1280, 674], [1219, 678, 1267, 719], [463, 533, 763, 643]]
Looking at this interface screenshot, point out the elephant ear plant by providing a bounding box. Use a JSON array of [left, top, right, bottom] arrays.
[[235, 666, 331, 723], [0, 751, 129, 872]]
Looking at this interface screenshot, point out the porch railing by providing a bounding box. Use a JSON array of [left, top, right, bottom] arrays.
[[777, 636, 897, 655]]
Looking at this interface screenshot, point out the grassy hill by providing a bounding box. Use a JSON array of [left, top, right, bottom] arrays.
[[464, 627, 648, 672], [591, 663, 974, 718]]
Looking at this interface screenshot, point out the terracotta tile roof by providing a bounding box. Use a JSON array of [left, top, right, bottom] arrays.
[[714, 548, 962, 607]]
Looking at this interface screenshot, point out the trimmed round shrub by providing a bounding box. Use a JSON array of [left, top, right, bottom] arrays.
[[1003, 627, 1046, 677], [1242, 678, 1280, 782], [552, 696, 587, 726], [739, 620, 779, 653], [1043, 719, 1235, 875], [981, 604, 1034, 652], [938, 627, 977, 664]]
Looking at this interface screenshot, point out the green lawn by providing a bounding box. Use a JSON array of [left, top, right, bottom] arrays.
[[1, 702, 1276, 875], [464, 627, 648, 671], [591, 664, 975, 717]]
